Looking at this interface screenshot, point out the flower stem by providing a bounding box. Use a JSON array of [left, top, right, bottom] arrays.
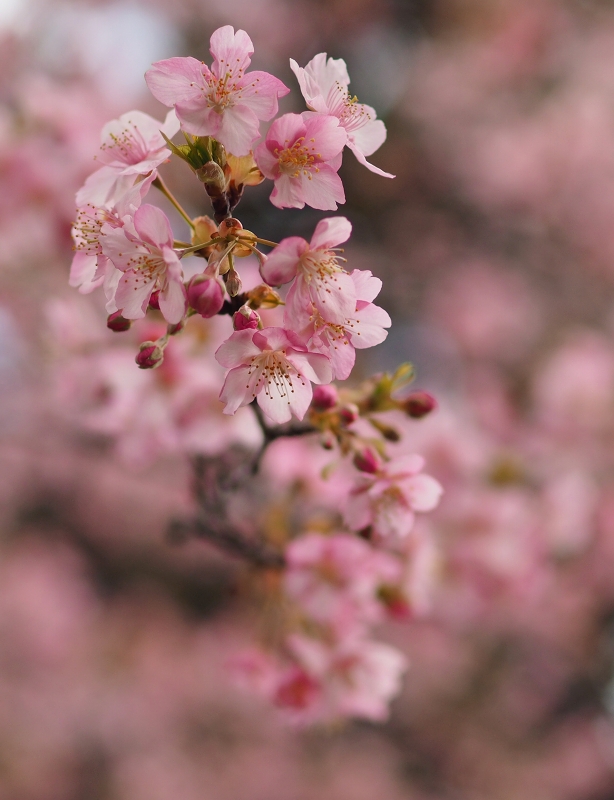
[[153, 176, 195, 230]]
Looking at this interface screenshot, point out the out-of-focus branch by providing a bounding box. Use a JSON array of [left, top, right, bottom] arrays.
[[250, 401, 316, 472]]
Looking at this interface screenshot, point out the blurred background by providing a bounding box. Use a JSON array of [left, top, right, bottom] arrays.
[[4, 0, 614, 797]]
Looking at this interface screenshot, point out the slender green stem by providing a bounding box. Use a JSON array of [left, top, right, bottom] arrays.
[[244, 236, 278, 248], [177, 238, 222, 257], [153, 176, 195, 230]]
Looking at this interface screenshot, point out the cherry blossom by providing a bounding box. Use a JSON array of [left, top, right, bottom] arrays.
[[76, 111, 179, 207], [215, 327, 332, 424], [345, 455, 443, 541], [145, 26, 289, 156], [254, 112, 347, 210], [290, 53, 394, 178], [260, 216, 356, 323], [289, 269, 391, 380], [100, 204, 187, 324], [285, 532, 400, 634]]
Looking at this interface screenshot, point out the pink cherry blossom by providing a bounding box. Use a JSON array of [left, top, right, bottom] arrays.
[[285, 532, 400, 634], [100, 204, 187, 324], [281, 633, 407, 723], [145, 26, 289, 157], [215, 326, 332, 424], [254, 112, 347, 210], [289, 269, 391, 380], [260, 216, 356, 323], [70, 178, 153, 307], [345, 455, 443, 541], [290, 53, 394, 178], [76, 110, 179, 206]]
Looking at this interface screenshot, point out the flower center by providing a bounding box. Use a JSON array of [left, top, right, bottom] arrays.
[[248, 350, 303, 403], [326, 82, 373, 133], [100, 122, 149, 164], [275, 137, 320, 178], [73, 206, 118, 255]]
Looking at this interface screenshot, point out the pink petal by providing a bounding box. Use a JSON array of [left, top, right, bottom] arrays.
[[115, 270, 155, 319], [173, 101, 222, 139], [310, 270, 357, 324], [134, 205, 173, 249], [237, 71, 290, 120], [159, 273, 187, 324], [75, 167, 134, 207], [210, 26, 253, 77], [327, 340, 356, 380], [286, 350, 333, 385], [401, 475, 443, 512], [220, 365, 254, 415], [215, 330, 261, 368], [269, 175, 304, 209], [350, 303, 391, 349], [351, 269, 382, 303], [145, 57, 206, 106], [260, 237, 307, 285], [286, 378, 315, 421], [214, 103, 261, 156], [301, 113, 347, 161], [297, 166, 345, 211], [254, 141, 281, 179], [258, 385, 294, 425], [348, 117, 387, 158], [69, 252, 101, 292], [253, 327, 296, 352], [309, 216, 352, 250], [347, 141, 394, 179], [266, 113, 306, 152]]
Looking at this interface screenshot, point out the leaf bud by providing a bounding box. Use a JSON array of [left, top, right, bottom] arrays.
[[225, 267, 243, 298], [246, 284, 283, 309], [106, 311, 131, 332], [196, 161, 226, 191], [136, 341, 164, 369], [402, 391, 437, 419]]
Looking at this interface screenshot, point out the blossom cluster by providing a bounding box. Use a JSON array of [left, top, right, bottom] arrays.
[[68, 24, 441, 723]]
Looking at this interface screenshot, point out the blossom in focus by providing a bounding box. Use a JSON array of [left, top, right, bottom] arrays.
[[145, 26, 289, 157], [100, 204, 186, 324], [254, 112, 347, 210], [285, 532, 400, 634], [290, 53, 394, 178], [76, 111, 179, 206], [290, 269, 391, 380], [215, 326, 332, 424], [260, 216, 356, 323], [345, 455, 443, 541]]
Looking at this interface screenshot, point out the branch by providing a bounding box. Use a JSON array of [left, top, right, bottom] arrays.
[[250, 401, 316, 472]]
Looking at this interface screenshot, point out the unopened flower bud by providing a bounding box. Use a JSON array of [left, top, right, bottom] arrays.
[[369, 417, 401, 442], [320, 431, 336, 450], [218, 217, 243, 237], [247, 284, 283, 309], [136, 341, 164, 369], [339, 403, 360, 426], [148, 291, 160, 310], [106, 311, 131, 332], [196, 161, 226, 191], [187, 274, 225, 318], [312, 384, 339, 411], [353, 447, 381, 474], [403, 391, 437, 419], [225, 153, 264, 187], [233, 307, 260, 330], [225, 267, 242, 298]]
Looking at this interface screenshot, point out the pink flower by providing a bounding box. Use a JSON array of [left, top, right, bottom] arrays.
[[260, 216, 356, 323], [345, 455, 443, 541], [282, 634, 407, 723], [290, 269, 391, 380], [70, 179, 153, 307], [76, 110, 179, 206], [215, 326, 332, 424], [100, 204, 187, 324], [254, 112, 347, 210], [290, 53, 394, 178], [145, 26, 289, 157], [285, 533, 400, 634]]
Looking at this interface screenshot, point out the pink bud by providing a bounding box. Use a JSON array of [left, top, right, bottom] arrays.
[[187, 274, 225, 318], [403, 391, 437, 419], [339, 403, 360, 425], [167, 319, 185, 336], [312, 384, 338, 411], [233, 308, 260, 330], [148, 291, 161, 310], [353, 447, 381, 474], [106, 311, 131, 332], [136, 341, 164, 369], [320, 431, 336, 450]]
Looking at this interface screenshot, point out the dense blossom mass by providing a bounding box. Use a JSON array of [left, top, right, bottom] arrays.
[[67, 23, 441, 725]]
